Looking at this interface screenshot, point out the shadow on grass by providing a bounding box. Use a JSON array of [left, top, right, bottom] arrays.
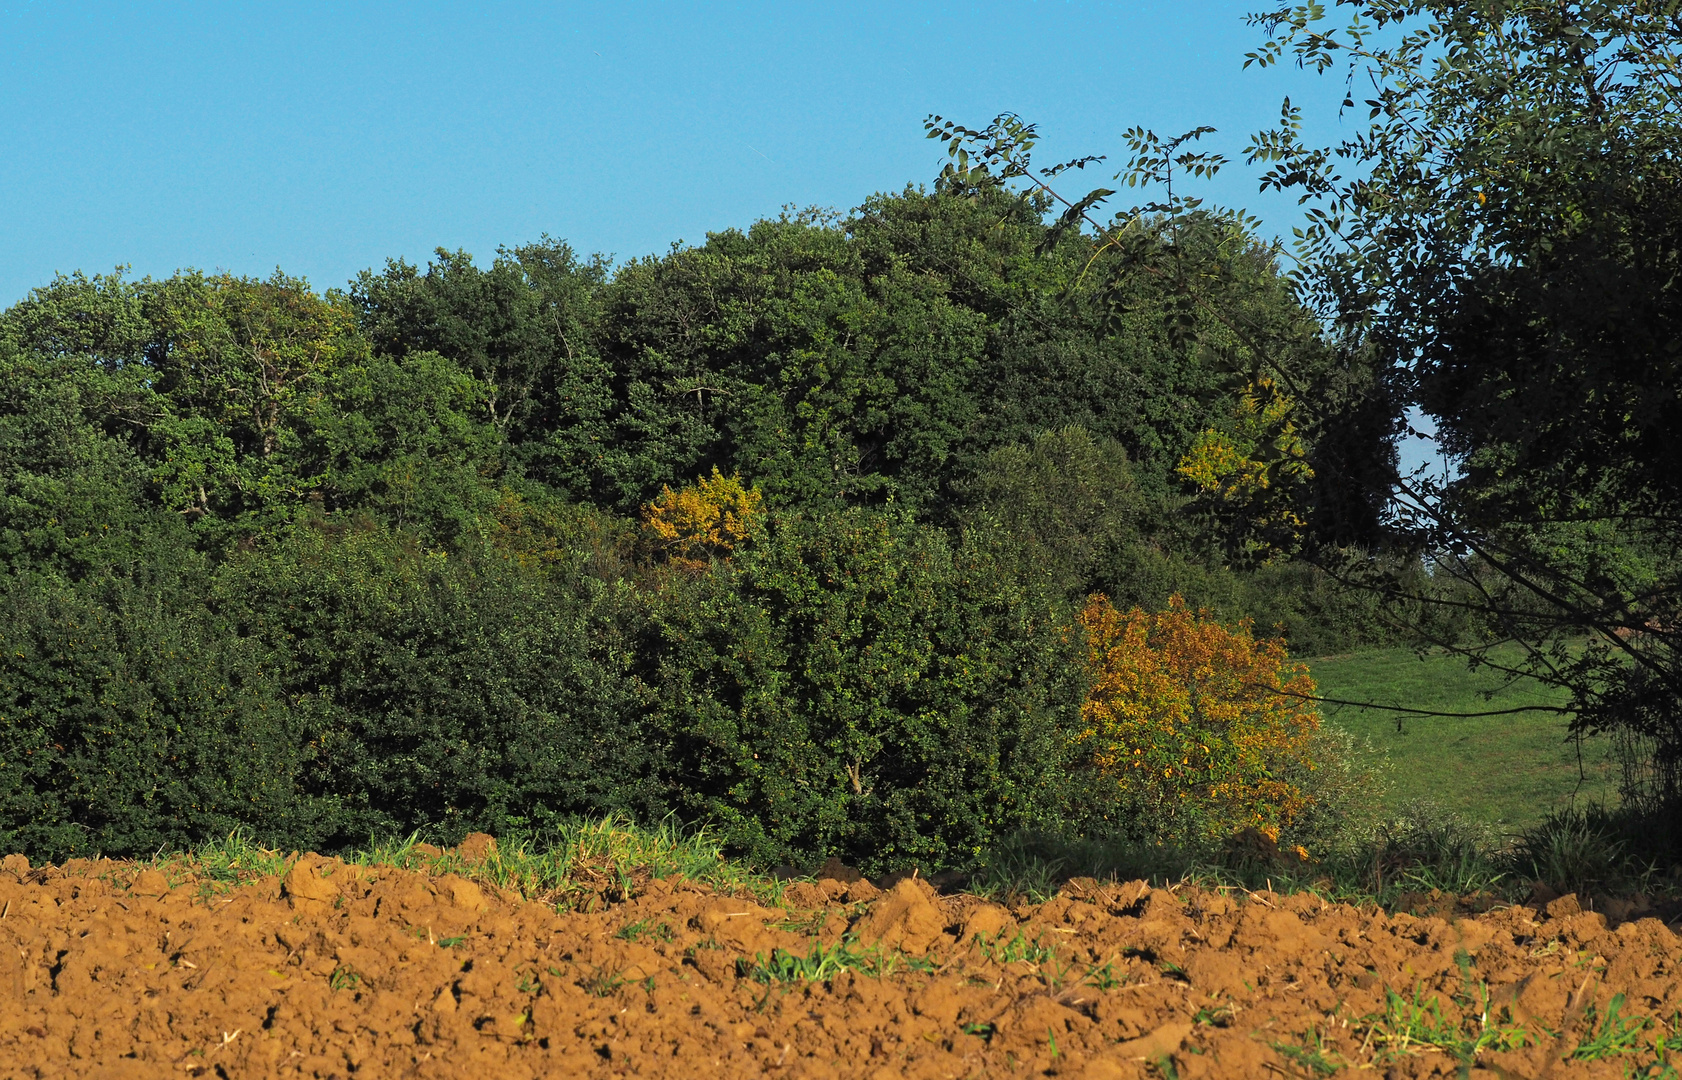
[[136, 802, 1679, 917], [970, 801, 1680, 914]]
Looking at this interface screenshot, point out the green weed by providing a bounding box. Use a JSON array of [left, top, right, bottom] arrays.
[[1572, 993, 1649, 1060], [1357, 975, 1532, 1073], [737, 938, 934, 984], [328, 967, 361, 992], [1271, 1027, 1342, 1075], [615, 918, 674, 943], [774, 910, 829, 936], [579, 966, 625, 997], [976, 930, 1057, 966], [1085, 960, 1123, 990]]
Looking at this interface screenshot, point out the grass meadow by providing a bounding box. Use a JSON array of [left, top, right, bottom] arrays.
[[1307, 645, 1620, 834]]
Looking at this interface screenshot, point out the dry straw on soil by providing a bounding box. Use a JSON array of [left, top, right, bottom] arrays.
[[1, 840, 1680, 1079]]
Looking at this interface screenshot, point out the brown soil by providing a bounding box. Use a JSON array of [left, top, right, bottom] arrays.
[[1, 853, 1678, 1079]]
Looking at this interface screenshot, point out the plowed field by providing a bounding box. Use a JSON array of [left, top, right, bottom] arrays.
[[1, 850, 1678, 1079]]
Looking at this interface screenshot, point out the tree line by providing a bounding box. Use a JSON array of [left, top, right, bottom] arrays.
[[0, 183, 1408, 865]]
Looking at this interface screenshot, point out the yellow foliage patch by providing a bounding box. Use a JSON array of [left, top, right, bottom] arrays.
[[1078, 593, 1321, 839], [1175, 378, 1314, 559], [641, 468, 764, 569]]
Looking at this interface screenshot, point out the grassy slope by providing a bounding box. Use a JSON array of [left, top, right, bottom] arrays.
[[1306, 645, 1619, 833]]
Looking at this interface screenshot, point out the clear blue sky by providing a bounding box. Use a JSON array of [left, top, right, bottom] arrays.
[[1, 1, 1353, 307]]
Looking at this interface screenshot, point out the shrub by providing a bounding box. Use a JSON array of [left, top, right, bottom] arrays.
[[648, 507, 1087, 872], [0, 573, 330, 860], [212, 519, 658, 846], [1277, 725, 1390, 856], [1077, 593, 1321, 844], [953, 426, 1143, 595]]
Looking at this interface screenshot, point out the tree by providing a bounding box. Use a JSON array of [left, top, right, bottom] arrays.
[[350, 240, 618, 502], [917, 114, 1392, 551], [1243, 0, 1682, 812], [953, 425, 1145, 595], [1078, 593, 1321, 844], [641, 467, 764, 570], [143, 271, 367, 529]]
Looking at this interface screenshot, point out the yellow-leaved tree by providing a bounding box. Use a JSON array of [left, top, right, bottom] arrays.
[[641, 468, 764, 569], [1078, 593, 1321, 845], [1175, 377, 1314, 564]]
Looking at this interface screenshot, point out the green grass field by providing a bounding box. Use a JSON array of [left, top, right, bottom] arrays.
[[1306, 645, 1620, 834]]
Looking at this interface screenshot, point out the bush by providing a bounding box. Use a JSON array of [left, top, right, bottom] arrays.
[[1077, 594, 1322, 844], [648, 507, 1088, 872], [0, 573, 329, 860], [1277, 725, 1390, 856], [212, 520, 658, 847]]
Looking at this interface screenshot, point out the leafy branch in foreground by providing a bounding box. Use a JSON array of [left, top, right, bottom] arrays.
[[1237, 0, 1682, 817]]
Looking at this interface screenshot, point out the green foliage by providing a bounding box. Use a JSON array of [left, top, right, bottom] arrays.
[[951, 424, 1422, 654], [592, 213, 987, 514], [1510, 806, 1656, 899], [210, 520, 658, 846], [955, 426, 1145, 593], [0, 573, 327, 860], [0, 344, 183, 583], [648, 506, 1088, 872], [737, 938, 933, 984], [301, 350, 508, 546], [350, 241, 616, 498]]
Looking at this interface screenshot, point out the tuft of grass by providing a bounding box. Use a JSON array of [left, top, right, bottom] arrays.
[[975, 930, 1058, 967], [1511, 806, 1656, 897], [1085, 960, 1123, 990], [968, 830, 1189, 903], [1572, 993, 1650, 1061], [615, 918, 674, 943], [1271, 1027, 1342, 1075], [578, 966, 626, 997], [129, 814, 789, 910], [353, 814, 782, 908], [966, 804, 1524, 915], [1355, 953, 1535, 1071], [737, 938, 935, 984]]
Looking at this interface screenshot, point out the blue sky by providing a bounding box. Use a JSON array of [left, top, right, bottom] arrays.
[[1, 1, 1350, 306]]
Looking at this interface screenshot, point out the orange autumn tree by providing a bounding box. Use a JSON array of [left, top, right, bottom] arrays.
[[641, 468, 764, 569], [1078, 593, 1321, 843]]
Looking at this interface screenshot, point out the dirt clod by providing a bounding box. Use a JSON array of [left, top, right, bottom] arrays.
[[454, 832, 497, 863], [128, 868, 170, 897], [960, 901, 1013, 942], [1546, 892, 1584, 919], [854, 877, 947, 953], [440, 873, 489, 912], [282, 857, 340, 908]]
